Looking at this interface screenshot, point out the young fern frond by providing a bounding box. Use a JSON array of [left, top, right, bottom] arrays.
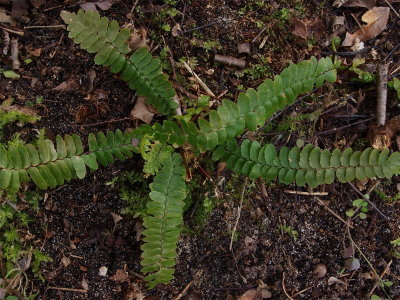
[[60, 10, 177, 115], [212, 139, 400, 188], [141, 153, 186, 288], [142, 143, 174, 175], [138, 57, 340, 151], [0, 130, 136, 193]]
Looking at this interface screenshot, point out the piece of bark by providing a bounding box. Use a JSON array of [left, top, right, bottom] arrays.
[[11, 37, 20, 70], [214, 54, 246, 68], [368, 115, 400, 150]]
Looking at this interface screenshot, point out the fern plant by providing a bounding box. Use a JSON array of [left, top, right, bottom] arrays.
[[1, 9, 399, 290]]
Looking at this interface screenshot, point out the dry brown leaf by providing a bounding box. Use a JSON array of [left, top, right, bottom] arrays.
[[171, 23, 182, 37], [130, 96, 154, 123], [333, 0, 376, 8], [291, 17, 325, 39], [0, 104, 39, 117], [342, 7, 390, 46], [80, 0, 113, 11], [109, 269, 129, 283], [238, 288, 272, 300], [81, 278, 89, 290], [61, 256, 71, 268], [53, 80, 80, 92], [129, 28, 148, 51]]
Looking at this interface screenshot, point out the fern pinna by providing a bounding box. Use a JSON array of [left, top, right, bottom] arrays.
[[0, 130, 136, 193], [141, 153, 186, 288], [138, 56, 340, 152], [212, 139, 400, 188], [60, 9, 177, 115]]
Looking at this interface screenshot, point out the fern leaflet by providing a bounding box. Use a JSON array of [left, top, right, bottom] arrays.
[[141, 153, 186, 288], [60, 9, 177, 115]]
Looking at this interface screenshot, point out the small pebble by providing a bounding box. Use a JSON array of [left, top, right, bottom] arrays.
[[99, 266, 108, 276]]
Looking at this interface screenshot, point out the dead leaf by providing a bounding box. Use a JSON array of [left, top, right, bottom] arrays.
[[342, 7, 390, 46], [130, 96, 154, 123], [342, 246, 355, 258], [61, 256, 71, 268], [171, 23, 182, 37], [17, 251, 32, 271], [328, 276, 347, 286], [291, 17, 325, 39], [345, 257, 361, 271], [0, 104, 39, 117], [0, 10, 12, 23], [111, 212, 123, 226], [238, 288, 272, 300], [80, 0, 113, 11], [333, 0, 376, 9], [110, 269, 129, 283], [81, 278, 89, 290], [11, 0, 29, 17], [87, 69, 96, 92], [134, 221, 144, 242], [53, 80, 80, 92], [129, 28, 148, 51]]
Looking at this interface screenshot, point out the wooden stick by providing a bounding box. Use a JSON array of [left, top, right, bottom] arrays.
[[48, 286, 87, 293], [24, 25, 65, 29], [182, 61, 216, 97], [229, 178, 248, 251], [0, 26, 24, 36], [284, 190, 328, 196], [377, 63, 389, 126], [173, 280, 194, 300]]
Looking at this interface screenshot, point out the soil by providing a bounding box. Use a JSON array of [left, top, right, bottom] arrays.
[[1, 0, 400, 299]]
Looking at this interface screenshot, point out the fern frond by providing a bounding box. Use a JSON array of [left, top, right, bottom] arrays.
[[143, 143, 173, 175], [142, 57, 340, 151], [60, 10, 177, 115], [0, 130, 136, 193], [212, 139, 400, 188], [141, 153, 186, 288]]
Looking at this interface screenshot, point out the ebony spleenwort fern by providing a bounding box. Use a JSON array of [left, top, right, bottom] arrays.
[[60, 10, 177, 115], [0, 130, 136, 193], [3, 10, 400, 289], [212, 139, 400, 188], [141, 153, 186, 288]]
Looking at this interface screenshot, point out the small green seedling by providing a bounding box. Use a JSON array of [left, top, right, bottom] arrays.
[[349, 58, 374, 82], [388, 77, 400, 100], [279, 224, 299, 241], [346, 197, 369, 220]]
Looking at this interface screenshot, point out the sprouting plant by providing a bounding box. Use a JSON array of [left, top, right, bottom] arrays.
[[279, 224, 299, 241], [349, 58, 374, 82], [2, 9, 400, 290], [346, 197, 369, 220]]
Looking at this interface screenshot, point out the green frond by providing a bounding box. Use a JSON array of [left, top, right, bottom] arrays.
[[0, 130, 136, 193], [60, 9, 177, 115], [141, 153, 186, 288], [212, 139, 400, 188], [143, 57, 340, 151]]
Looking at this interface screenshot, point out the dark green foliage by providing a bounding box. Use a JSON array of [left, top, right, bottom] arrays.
[[0, 130, 135, 193], [141, 153, 186, 288], [212, 139, 400, 188], [60, 9, 177, 115], [139, 57, 339, 151]]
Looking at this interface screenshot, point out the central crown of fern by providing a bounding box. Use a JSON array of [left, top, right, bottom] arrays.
[[60, 10, 177, 115]]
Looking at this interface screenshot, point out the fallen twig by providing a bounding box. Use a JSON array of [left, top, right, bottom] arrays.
[[376, 63, 388, 126], [182, 21, 218, 34], [383, 0, 400, 19], [284, 190, 328, 196], [282, 273, 295, 300], [0, 26, 24, 36], [23, 25, 66, 30], [316, 118, 374, 135], [229, 177, 248, 251], [2, 29, 10, 55], [214, 54, 246, 69], [182, 60, 216, 97], [315, 197, 354, 229], [10, 37, 20, 70], [368, 260, 393, 297], [48, 286, 87, 293]]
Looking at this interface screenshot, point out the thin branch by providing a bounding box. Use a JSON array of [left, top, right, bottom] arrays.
[[229, 178, 248, 251], [182, 60, 216, 97], [377, 64, 389, 126]]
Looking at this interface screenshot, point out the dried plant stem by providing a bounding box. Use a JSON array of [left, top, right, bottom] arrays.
[[383, 0, 400, 19], [48, 286, 87, 293], [377, 63, 389, 126], [10, 37, 20, 70], [229, 177, 248, 251], [2, 29, 10, 55], [182, 61, 216, 97]]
